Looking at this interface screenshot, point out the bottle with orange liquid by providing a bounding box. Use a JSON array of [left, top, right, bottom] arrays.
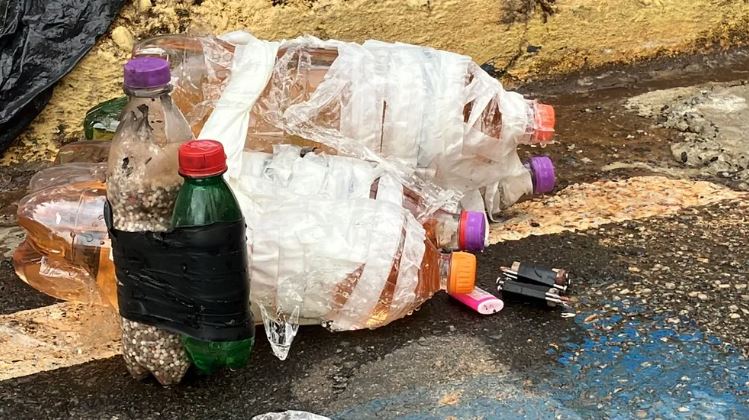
[[250, 189, 477, 359], [132, 34, 556, 201], [13, 180, 116, 308]]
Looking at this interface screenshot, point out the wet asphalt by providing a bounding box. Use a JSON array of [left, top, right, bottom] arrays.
[[0, 48, 748, 419]]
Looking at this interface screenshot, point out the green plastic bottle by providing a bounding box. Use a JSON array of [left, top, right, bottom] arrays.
[[171, 139, 253, 374], [83, 96, 127, 140]]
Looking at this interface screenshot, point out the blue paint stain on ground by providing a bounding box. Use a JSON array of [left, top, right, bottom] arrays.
[[335, 302, 749, 419], [544, 302, 749, 418]]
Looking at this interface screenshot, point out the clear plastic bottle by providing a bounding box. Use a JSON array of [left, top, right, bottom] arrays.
[[485, 155, 556, 219], [361, 248, 477, 329], [371, 179, 486, 252], [13, 180, 114, 306], [245, 147, 487, 251], [251, 193, 478, 358], [107, 57, 194, 385], [54, 141, 112, 164], [28, 162, 106, 192]]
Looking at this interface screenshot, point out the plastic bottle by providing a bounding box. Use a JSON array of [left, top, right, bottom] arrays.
[[171, 140, 254, 374], [250, 190, 477, 358], [133, 35, 553, 148], [12, 146, 483, 328], [132, 35, 556, 210], [83, 96, 127, 140], [243, 147, 487, 252], [28, 162, 106, 192], [484, 155, 556, 219], [358, 249, 477, 329], [107, 56, 194, 385], [54, 141, 111, 164], [13, 181, 115, 306]]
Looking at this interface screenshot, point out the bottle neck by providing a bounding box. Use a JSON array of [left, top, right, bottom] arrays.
[[495, 166, 534, 211], [124, 84, 172, 98], [432, 211, 461, 251], [521, 163, 536, 196], [438, 253, 452, 290], [181, 174, 226, 186], [172, 171, 241, 227]]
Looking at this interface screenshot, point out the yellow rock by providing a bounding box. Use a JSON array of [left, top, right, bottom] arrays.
[[137, 0, 151, 12], [111, 26, 134, 52]]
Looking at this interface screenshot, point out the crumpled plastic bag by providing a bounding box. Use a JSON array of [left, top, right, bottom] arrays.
[[0, 0, 125, 152]]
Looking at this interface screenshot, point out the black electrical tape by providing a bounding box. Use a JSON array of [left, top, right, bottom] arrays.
[[500, 280, 553, 300], [516, 264, 559, 288], [105, 202, 253, 342]]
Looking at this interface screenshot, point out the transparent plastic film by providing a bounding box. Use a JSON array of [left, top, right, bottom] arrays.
[[262, 39, 460, 219], [250, 198, 391, 359], [197, 33, 280, 182], [381, 211, 426, 324], [242, 147, 432, 358], [268, 39, 539, 196], [137, 32, 554, 214]]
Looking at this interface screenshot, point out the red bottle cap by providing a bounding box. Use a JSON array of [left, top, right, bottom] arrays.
[[178, 140, 228, 177]]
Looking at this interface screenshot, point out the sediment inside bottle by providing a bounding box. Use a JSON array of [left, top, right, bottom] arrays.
[[107, 96, 192, 385]]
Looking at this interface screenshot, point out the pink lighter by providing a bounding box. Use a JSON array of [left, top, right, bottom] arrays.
[[450, 286, 504, 315]]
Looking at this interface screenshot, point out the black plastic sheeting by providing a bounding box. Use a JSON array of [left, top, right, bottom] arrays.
[[0, 0, 125, 153], [106, 204, 254, 342]]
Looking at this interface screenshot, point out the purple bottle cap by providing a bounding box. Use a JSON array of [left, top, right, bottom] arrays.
[[123, 57, 171, 89], [459, 211, 486, 252], [528, 155, 556, 194]]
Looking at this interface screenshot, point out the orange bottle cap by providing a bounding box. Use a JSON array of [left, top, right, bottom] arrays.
[[532, 102, 556, 143], [447, 251, 477, 294]]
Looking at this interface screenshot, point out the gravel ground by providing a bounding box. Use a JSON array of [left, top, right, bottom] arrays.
[[590, 199, 749, 354]]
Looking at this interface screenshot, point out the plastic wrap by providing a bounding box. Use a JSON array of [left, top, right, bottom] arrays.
[[260, 38, 548, 211], [134, 34, 462, 220], [250, 194, 428, 359], [134, 34, 237, 137], [136, 33, 555, 217], [241, 145, 474, 359]]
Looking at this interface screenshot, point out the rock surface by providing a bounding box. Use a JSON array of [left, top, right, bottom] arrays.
[[627, 82, 749, 190]]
